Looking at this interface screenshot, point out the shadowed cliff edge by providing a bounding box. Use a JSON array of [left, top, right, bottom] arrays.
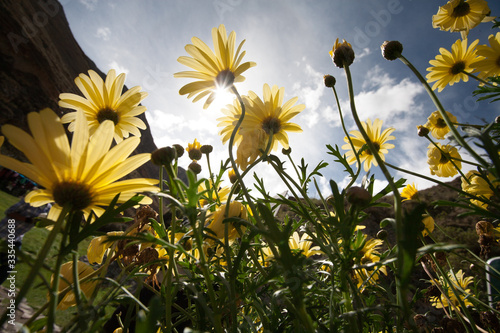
[[0, 0, 162, 210]]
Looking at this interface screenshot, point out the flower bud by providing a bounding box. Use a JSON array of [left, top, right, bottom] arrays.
[[329, 38, 355, 68], [413, 314, 427, 329], [188, 161, 202, 174], [282, 147, 292, 155], [346, 186, 371, 206], [417, 125, 430, 137], [381, 41, 403, 61], [376, 230, 388, 240], [188, 149, 202, 161], [200, 145, 213, 154], [323, 74, 336, 88], [228, 168, 238, 184], [151, 147, 177, 166], [172, 144, 185, 158], [187, 139, 202, 161]]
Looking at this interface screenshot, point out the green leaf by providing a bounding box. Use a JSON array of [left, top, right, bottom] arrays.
[[372, 177, 406, 202], [399, 203, 427, 289], [68, 193, 141, 247], [326, 144, 355, 177], [135, 295, 164, 333]]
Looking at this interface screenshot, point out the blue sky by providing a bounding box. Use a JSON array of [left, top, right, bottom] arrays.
[[61, 0, 500, 197]]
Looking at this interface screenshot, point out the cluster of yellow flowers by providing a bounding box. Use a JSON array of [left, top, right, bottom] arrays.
[[428, 0, 497, 92], [0, 84, 159, 221], [175, 25, 305, 172]]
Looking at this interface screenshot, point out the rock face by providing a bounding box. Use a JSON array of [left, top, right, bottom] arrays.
[[0, 0, 159, 180]]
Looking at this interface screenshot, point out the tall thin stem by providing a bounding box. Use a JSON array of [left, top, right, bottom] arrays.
[[330, 85, 361, 188], [398, 54, 489, 168], [343, 64, 408, 327], [47, 213, 71, 333]]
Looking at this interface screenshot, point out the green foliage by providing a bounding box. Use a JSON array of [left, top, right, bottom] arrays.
[[4, 10, 500, 333]]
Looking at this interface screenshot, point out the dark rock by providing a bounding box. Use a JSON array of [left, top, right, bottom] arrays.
[[0, 0, 162, 210]]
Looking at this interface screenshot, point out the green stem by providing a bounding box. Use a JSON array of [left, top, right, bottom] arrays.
[[398, 54, 489, 168], [190, 212, 223, 332], [71, 251, 82, 310], [330, 85, 362, 188], [47, 213, 71, 333], [205, 153, 221, 204], [384, 161, 498, 210], [343, 64, 408, 327], [159, 166, 165, 229], [463, 71, 497, 88], [228, 86, 280, 260]]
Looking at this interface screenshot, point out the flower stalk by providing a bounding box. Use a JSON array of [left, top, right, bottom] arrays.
[[343, 64, 408, 326]]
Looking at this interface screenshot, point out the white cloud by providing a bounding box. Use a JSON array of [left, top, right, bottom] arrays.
[[96, 27, 111, 41], [292, 60, 325, 128], [79, 0, 98, 10], [108, 61, 129, 75], [320, 105, 341, 128], [148, 109, 186, 132], [357, 47, 371, 59], [331, 175, 389, 197], [341, 65, 425, 126]]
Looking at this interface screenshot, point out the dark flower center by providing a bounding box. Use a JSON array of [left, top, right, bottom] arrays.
[[215, 69, 235, 89], [496, 56, 500, 67], [452, 2, 471, 17], [261, 117, 281, 135], [365, 142, 380, 155], [97, 108, 119, 125], [52, 181, 93, 211], [439, 152, 451, 164], [450, 61, 466, 75], [435, 118, 447, 128]]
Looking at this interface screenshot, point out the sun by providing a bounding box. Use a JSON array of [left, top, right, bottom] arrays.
[[208, 87, 237, 112]]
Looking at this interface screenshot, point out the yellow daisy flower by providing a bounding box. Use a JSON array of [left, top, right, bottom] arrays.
[[288, 232, 323, 258], [258, 244, 275, 266], [462, 170, 496, 208], [421, 215, 435, 237], [186, 138, 202, 161], [217, 84, 304, 170], [87, 231, 124, 265], [475, 32, 500, 79], [432, 0, 491, 37], [342, 118, 395, 172], [0, 108, 159, 221], [206, 202, 247, 242], [53, 261, 98, 310], [430, 269, 474, 310], [427, 143, 462, 178], [353, 236, 387, 291], [59, 69, 148, 143], [424, 111, 458, 140], [198, 180, 230, 207], [401, 183, 419, 201], [174, 24, 256, 109], [426, 38, 482, 92]]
